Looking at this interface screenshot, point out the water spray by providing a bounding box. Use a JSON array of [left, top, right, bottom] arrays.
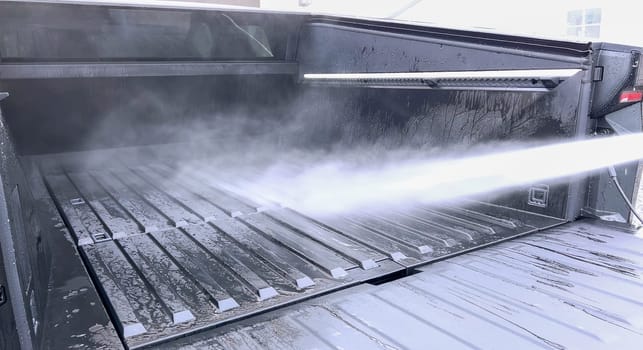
[[231, 133, 643, 216]]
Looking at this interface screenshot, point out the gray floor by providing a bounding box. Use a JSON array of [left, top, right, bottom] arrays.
[[160, 219, 643, 350]]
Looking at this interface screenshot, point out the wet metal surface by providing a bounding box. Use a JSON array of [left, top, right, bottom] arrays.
[[42, 157, 565, 348], [160, 220, 643, 350]]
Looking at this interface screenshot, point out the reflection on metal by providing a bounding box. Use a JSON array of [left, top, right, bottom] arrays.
[[5, 0, 259, 12], [302, 69, 582, 91], [0, 62, 298, 79]]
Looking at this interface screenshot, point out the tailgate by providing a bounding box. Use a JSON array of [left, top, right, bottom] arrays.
[[158, 219, 643, 350]]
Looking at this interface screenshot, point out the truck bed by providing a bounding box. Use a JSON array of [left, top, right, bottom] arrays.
[[2, 3, 642, 349], [158, 219, 643, 350], [32, 149, 565, 349]]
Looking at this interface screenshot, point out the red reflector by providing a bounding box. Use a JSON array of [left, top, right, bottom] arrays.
[[619, 90, 643, 103]]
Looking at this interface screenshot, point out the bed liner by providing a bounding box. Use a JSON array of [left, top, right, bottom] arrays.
[[34, 150, 565, 348]]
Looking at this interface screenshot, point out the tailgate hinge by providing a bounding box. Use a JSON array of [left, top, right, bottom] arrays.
[[592, 66, 604, 82]]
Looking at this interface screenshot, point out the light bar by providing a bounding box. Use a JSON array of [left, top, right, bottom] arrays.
[[302, 69, 582, 91], [303, 69, 581, 81]]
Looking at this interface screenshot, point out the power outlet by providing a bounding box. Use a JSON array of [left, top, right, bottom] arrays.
[[528, 184, 549, 208]]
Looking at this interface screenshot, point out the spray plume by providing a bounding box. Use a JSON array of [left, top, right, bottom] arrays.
[[213, 133, 643, 216]]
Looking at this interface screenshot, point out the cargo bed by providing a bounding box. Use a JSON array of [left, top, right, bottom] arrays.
[[31, 149, 565, 348], [2, 2, 642, 349]]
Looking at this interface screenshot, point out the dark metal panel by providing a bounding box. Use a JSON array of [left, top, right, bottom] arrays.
[[590, 48, 641, 118], [0, 75, 298, 155], [584, 104, 643, 223], [0, 207, 22, 350], [0, 184, 34, 350], [36, 198, 123, 350], [283, 80, 583, 221], [297, 21, 589, 77], [564, 63, 595, 221], [1, 105, 121, 349], [0, 101, 50, 350], [309, 16, 591, 58], [3, 0, 293, 16], [0, 62, 298, 79]]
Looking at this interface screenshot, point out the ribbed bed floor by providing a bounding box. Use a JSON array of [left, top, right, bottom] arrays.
[[40, 153, 564, 348]]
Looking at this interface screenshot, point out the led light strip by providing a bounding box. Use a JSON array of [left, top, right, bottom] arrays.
[[303, 69, 581, 81]]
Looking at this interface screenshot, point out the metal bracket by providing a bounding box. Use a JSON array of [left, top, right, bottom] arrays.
[[0, 285, 6, 307], [541, 78, 561, 89], [419, 78, 438, 87], [70, 198, 85, 206]]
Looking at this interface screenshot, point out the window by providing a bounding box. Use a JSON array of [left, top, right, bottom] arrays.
[[0, 3, 277, 61], [566, 8, 601, 39]]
